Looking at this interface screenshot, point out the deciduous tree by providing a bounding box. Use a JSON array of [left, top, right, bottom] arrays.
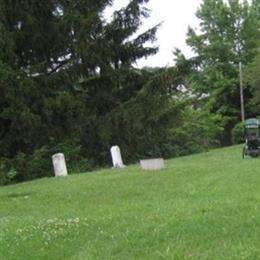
[[185, 0, 260, 144]]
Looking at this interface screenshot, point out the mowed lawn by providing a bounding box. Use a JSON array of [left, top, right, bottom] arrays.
[[1, 145, 260, 259]]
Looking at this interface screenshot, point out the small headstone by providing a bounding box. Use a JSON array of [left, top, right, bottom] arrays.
[[140, 158, 165, 170], [52, 153, 68, 177], [110, 145, 126, 168]]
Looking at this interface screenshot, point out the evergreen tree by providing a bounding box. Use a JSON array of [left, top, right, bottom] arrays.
[[0, 0, 166, 182]]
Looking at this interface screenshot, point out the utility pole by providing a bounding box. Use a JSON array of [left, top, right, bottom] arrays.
[[239, 62, 245, 122]]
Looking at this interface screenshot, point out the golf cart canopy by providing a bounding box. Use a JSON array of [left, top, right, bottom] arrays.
[[245, 118, 260, 129]]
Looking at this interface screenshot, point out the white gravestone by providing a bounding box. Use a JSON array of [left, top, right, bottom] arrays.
[[110, 145, 126, 168], [140, 158, 165, 170], [52, 153, 68, 177]]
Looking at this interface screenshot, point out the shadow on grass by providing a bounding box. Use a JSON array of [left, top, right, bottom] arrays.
[[0, 192, 34, 199]]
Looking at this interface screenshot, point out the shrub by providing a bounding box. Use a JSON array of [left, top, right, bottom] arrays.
[[232, 122, 244, 144], [0, 158, 13, 185], [169, 109, 224, 156], [1, 140, 95, 184]]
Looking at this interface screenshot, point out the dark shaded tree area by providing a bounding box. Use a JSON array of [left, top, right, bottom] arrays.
[[247, 52, 260, 110], [2, 0, 258, 185], [0, 0, 164, 183], [2, 0, 218, 184]]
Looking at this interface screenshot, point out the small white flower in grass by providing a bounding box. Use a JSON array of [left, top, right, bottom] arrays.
[[46, 219, 55, 224], [16, 228, 22, 234]]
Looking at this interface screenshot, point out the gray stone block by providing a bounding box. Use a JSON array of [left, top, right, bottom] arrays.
[[140, 158, 165, 170]]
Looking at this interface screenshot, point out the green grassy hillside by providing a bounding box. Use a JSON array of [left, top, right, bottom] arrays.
[[1, 145, 260, 259]]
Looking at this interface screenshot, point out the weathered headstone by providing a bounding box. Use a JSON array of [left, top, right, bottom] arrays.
[[140, 158, 165, 170], [110, 145, 126, 168], [52, 153, 68, 177]]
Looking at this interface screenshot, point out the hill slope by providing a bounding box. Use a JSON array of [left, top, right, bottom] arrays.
[[1, 145, 260, 259]]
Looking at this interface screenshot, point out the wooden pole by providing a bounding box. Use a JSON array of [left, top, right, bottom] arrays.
[[239, 62, 245, 122]]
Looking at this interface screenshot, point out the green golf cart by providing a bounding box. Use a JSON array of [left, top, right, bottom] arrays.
[[242, 118, 260, 158]]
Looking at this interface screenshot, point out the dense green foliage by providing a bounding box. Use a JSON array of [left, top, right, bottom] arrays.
[[246, 52, 260, 111], [231, 121, 244, 144], [0, 0, 162, 183], [0, 0, 225, 184], [180, 0, 260, 144], [0, 0, 259, 184], [2, 145, 260, 259]]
